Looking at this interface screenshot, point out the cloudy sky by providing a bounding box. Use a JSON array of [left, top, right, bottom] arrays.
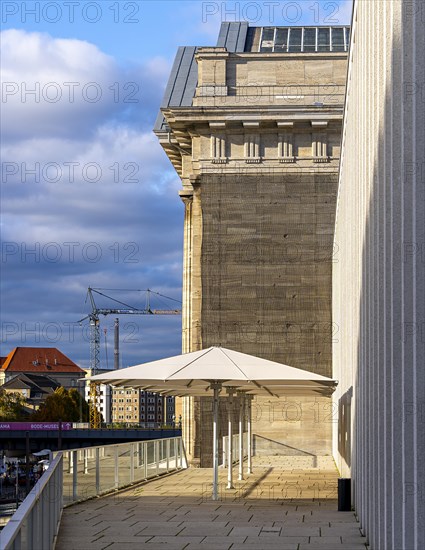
[[0, 0, 353, 369]]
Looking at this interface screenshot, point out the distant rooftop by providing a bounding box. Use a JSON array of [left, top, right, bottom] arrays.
[[154, 22, 350, 133], [1, 347, 83, 374]]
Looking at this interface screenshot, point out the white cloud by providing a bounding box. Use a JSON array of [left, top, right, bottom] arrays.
[[1, 30, 171, 141], [0, 30, 183, 363]]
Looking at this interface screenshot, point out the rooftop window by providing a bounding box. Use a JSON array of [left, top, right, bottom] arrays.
[[259, 26, 350, 53]]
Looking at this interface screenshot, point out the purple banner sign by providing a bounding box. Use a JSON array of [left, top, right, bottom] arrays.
[[0, 422, 73, 431]]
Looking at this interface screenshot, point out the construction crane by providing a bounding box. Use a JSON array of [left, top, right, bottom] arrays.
[[78, 287, 181, 428]]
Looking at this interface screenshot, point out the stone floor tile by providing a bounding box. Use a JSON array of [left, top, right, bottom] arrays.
[[279, 536, 310, 544], [145, 536, 204, 547], [310, 535, 343, 543], [178, 522, 232, 536], [229, 526, 262, 536], [232, 540, 299, 549], [321, 526, 363, 535], [299, 546, 367, 550], [280, 526, 320, 536], [136, 522, 185, 536]]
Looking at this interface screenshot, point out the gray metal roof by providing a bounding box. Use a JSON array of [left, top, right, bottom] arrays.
[[153, 22, 248, 132], [153, 22, 349, 132], [216, 21, 248, 52]]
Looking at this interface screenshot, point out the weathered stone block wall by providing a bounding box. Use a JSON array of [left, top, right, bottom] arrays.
[[200, 172, 336, 375], [195, 171, 337, 463]]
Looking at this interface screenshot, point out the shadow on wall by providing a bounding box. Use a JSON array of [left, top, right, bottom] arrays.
[[253, 434, 318, 463], [338, 386, 352, 468]]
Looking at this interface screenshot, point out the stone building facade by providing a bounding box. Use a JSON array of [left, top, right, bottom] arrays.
[[155, 23, 348, 466]]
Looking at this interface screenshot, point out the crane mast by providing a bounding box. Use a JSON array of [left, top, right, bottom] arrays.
[[79, 287, 181, 428]]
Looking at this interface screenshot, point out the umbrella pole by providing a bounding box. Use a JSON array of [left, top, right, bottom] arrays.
[[238, 391, 244, 480], [212, 382, 221, 501], [226, 388, 235, 489], [247, 395, 252, 474]]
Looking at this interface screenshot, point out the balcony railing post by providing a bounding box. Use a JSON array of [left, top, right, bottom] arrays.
[[166, 439, 170, 472], [84, 449, 88, 474], [95, 447, 100, 494], [72, 450, 78, 501], [114, 446, 119, 490], [27, 503, 34, 548], [144, 442, 148, 479], [130, 443, 135, 484], [155, 440, 159, 476]]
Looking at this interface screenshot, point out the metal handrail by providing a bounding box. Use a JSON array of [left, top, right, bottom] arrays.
[[0, 453, 63, 550], [222, 432, 248, 467]]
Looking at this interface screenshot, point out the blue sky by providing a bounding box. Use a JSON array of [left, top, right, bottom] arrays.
[[0, 0, 353, 370]]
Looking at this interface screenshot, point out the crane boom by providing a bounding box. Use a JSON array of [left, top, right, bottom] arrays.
[[79, 287, 181, 428]]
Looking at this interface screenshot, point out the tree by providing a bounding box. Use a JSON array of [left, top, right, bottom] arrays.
[[0, 389, 29, 421], [31, 387, 90, 422]]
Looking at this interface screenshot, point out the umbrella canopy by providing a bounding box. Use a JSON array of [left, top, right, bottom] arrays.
[[87, 346, 337, 397], [87, 347, 337, 501]]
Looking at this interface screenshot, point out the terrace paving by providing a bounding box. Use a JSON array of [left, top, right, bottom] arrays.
[[56, 456, 368, 549]]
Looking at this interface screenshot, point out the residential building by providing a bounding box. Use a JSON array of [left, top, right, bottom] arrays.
[[0, 347, 84, 393], [83, 369, 112, 423], [0, 373, 59, 409], [111, 388, 175, 425]]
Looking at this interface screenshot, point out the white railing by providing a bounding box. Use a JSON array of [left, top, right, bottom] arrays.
[[61, 437, 186, 505], [0, 437, 186, 550], [0, 453, 63, 550], [222, 432, 248, 467]]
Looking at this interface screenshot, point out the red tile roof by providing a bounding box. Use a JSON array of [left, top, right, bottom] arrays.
[[1, 347, 84, 374]]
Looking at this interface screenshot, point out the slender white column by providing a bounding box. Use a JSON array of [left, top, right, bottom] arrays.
[[226, 387, 235, 489], [238, 391, 244, 480], [247, 395, 252, 474], [212, 382, 221, 501]]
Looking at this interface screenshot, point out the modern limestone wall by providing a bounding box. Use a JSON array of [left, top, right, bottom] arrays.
[[333, 1, 425, 548]]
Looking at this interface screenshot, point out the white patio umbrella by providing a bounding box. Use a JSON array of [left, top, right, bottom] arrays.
[[88, 346, 337, 500]]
